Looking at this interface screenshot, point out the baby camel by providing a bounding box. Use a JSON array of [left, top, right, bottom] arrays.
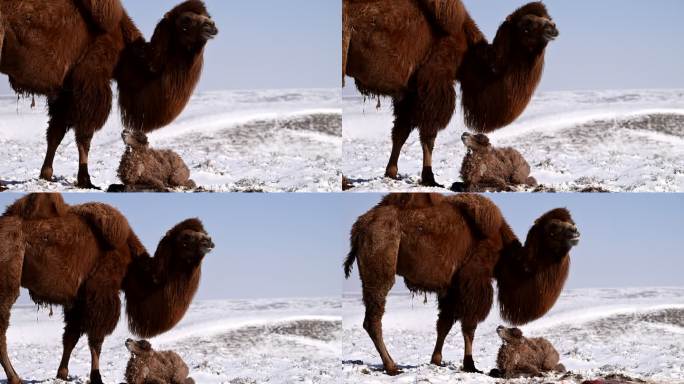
[[118, 129, 196, 191], [125, 339, 195, 384], [457, 132, 537, 192], [491, 326, 566, 379]]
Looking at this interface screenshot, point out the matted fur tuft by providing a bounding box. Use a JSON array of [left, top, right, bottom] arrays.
[[3, 193, 69, 219]]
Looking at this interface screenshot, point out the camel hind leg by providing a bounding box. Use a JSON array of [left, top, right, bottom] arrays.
[[456, 241, 496, 374], [355, 209, 402, 375], [0, 218, 25, 384]]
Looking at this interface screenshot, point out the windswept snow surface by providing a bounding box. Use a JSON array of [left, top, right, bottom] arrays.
[[343, 89, 684, 192], [6, 297, 341, 383], [342, 287, 684, 383], [0, 89, 341, 192]]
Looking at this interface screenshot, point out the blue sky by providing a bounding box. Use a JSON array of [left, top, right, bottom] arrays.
[[0, 0, 340, 94], [1, 193, 682, 305]]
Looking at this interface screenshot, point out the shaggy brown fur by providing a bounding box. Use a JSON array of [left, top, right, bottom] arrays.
[[458, 132, 537, 192], [0, 193, 214, 384], [125, 339, 195, 384], [118, 129, 196, 191], [492, 326, 565, 378], [344, 193, 579, 375], [343, 0, 557, 186], [0, 0, 217, 188]]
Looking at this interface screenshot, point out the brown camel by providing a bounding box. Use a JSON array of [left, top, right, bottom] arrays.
[[490, 325, 566, 379], [343, 1, 558, 186], [457, 132, 537, 192], [0, 0, 217, 188], [0, 193, 214, 384], [343, 193, 579, 375], [125, 339, 195, 384], [117, 129, 196, 191]]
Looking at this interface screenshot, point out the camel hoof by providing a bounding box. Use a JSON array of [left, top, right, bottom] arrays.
[[384, 166, 399, 180], [430, 354, 442, 366], [385, 367, 403, 376], [420, 167, 444, 188], [39, 167, 54, 181], [56, 367, 69, 380], [77, 181, 102, 190], [489, 368, 503, 378], [463, 355, 483, 374], [90, 369, 104, 384]]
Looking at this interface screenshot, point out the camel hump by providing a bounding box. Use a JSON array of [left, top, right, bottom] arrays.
[[417, 0, 467, 35], [70, 203, 131, 248], [3, 193, 70, 220], [449, 194, 504, 238], [378, 193, 445, 209], [77, 0, 125, 33]]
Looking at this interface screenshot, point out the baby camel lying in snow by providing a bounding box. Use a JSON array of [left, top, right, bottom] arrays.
[[490, 326, 566, 379], [118, 129, 196, 191], [125, 339, 195, 384], [456, 132, 537, 192]]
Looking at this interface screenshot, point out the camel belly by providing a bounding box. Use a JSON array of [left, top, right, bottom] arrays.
[[395, 209, 473, 292], [19, 218, 99, 305], [345, 0, 434, 96], [0, 0, 90, 94]]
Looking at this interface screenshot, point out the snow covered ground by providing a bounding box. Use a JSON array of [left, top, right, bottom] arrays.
[[0, 298, 341, 384], [342, 287, 684, 383], [343, 89, 684, 192], [5, 297, 341, 384], [0, 89, 341, 192]]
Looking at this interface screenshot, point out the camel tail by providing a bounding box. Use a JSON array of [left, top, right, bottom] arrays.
[[344, 224, 361, 279]]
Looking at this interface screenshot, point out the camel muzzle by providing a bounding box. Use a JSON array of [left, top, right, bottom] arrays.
[[201, 19, 218, 40], [542, 21, 559, 42]]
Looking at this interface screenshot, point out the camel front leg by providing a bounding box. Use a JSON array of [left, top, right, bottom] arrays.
[[461, 322, 482, 373], [76, 132, 99, 189], [57, 306, 83, 380], [431, 289, 457, 365], [40, 99, 69, 182], [419, 132, 443, 188], [88, 336, 105, 384], [385, 97, 414, 180]]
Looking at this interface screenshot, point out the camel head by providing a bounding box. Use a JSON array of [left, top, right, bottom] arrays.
[[122, 129, 149, 149], [505, 2, 558, 53], [159, 218, 215, 267], [526, 208, 580, 261], [462, 132, 491, 153], [125, 339, 153, 357], [160, 0, 218, 52], [497, 326, 524, 345]]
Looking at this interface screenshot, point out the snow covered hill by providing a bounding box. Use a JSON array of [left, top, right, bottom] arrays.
[[0, 89, 341, 192], [343, 89, 684, 192], [342, 287, 684, 383], [5, 297, 341, 383]]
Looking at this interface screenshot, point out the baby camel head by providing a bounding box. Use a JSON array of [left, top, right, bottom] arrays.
[[122, 129, 149, 149], [126, 339, 153, 356], [505, 2, 559, 53], [497, 326, 524, 345], [462, 132, 491, 153]]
